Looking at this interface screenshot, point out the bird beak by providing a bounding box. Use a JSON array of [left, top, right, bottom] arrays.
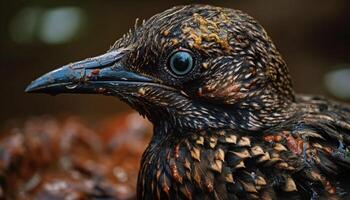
[[25, 49, 152, 95]]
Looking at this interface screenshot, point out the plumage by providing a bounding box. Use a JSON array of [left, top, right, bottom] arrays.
[[26, 4, 350, 200]]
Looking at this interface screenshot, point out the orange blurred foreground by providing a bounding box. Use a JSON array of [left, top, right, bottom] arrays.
[[0, 112, 152, 200]]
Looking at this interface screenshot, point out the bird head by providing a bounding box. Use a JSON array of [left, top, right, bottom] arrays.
[[26, 5, 295, 132]]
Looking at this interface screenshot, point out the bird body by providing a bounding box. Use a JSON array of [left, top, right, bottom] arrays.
[[139, 95, 350, 200], [26, 5, 350, 200]]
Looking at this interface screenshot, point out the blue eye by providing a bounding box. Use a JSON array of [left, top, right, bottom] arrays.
[[168, 51, 194, 76]]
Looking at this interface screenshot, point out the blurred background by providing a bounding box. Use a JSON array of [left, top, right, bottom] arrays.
[[1, 1, 350, 199], [1, 0, 350, 126]]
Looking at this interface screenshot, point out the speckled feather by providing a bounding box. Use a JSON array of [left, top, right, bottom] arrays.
[[81, 5, 350, 200]]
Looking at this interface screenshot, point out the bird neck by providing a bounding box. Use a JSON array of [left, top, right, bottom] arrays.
[[149, 95, 297, 141], [233, 87, 297, 131], [142, 85, 297, 138]]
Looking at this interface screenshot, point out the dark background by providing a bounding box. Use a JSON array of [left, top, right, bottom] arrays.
[[1, 0, 350, 126]]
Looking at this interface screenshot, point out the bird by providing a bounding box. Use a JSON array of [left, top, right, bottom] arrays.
[[25, 4, 350, 200]]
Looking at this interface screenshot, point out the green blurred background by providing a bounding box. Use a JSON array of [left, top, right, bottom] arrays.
[[1, 0, 350, 125]]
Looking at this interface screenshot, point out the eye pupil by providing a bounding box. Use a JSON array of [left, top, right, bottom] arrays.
[[169, 51, 194, 76]]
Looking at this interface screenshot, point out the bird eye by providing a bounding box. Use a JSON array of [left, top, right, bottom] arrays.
[[168, 51, 194, 76]]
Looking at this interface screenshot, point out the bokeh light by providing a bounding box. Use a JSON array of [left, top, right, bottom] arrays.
[[324, 66, 350, 100], [39, 7, 85, 44], [9, 6, 85, 44], [9, 7, 42, 43]]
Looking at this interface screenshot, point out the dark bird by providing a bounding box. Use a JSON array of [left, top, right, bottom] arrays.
[[25, 5, 350, 200]]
